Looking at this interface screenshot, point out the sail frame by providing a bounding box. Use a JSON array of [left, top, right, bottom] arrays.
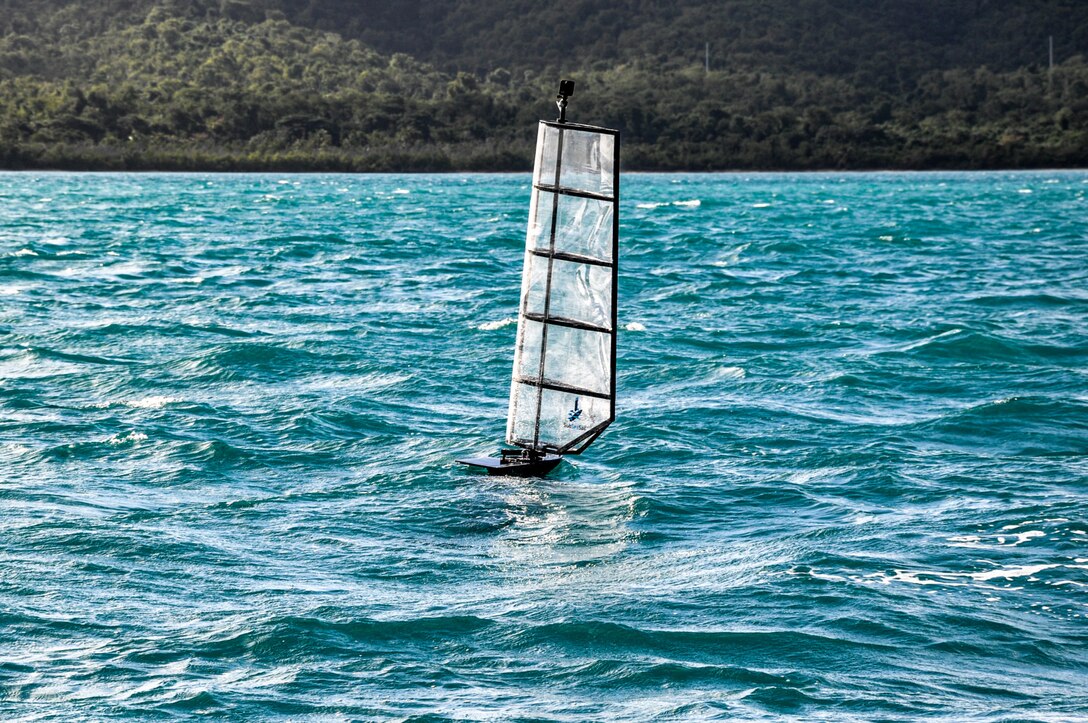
[[506, 120, 620, 455]]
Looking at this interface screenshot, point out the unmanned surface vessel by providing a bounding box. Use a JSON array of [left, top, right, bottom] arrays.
[[458, 81, 620, 477]]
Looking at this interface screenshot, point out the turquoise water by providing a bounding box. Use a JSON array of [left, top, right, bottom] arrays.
[[1, 170, 1086, 721]]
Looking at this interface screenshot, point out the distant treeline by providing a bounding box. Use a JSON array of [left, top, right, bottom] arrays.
[[0, 0, 1086, 171]]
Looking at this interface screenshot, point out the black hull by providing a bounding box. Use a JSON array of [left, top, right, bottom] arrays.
[[456, 453, 563, 477]]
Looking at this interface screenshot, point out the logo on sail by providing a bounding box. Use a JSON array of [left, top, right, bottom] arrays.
[[565, 397, 586, 430]]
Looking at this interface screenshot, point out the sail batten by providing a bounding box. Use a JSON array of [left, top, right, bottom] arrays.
[[506, 120, 619, 455], [513, 376, 613, 400], [521, 312, 611, 334], [532, 184, 615, 203], [529, 248, 614, 268]]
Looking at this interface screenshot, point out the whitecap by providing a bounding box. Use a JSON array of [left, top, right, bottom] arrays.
[[1011, 531, 1045, 545], [870, 562, 1067, 589], [712, 365, 745, 380], [947, 534, 983, 548], [108, 431, 148, 444], [112, 679, 165, 701], [948, 530, 1044, 548], [477, 317, 516, 331], [99, 261, 147, 277], [892, 327, 962, 352], [393, 189, 411, 195], [787, 465, 847, 485], [635, 199, 699, 209], [124, 396, 183, 410], [191, 265, 248, 281], [624, 322, 646, 332], [969, 563, 1057, 581], [752, 202, 772, 208], [881, 570, 969, 587]]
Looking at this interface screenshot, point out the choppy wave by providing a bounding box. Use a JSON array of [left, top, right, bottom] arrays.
[[1, 171, 1087, 721]]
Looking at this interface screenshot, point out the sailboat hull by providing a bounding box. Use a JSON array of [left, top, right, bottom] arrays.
[[456, 453, 563, 477]]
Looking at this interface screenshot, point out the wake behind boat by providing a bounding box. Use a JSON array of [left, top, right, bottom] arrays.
[[458, 80, 620, 477]]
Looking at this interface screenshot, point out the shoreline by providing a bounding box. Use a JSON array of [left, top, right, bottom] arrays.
[[3, 165, 1086, 175]]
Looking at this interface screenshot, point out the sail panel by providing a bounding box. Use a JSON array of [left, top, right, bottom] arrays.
[[553, 194, 614, 263], [507, 120, 619, 454], [541, 324, 611, 397], [512, 316, 544, 381], [525, 189, 555, 272], [526, 189, 552, 250], [558, 129, 615, 198], [536, 124, 561, 186], [528, 191, 613, 264], [525, 257, 612, 331], [507, 382, 611, 451], [507, 380, 538, 445]]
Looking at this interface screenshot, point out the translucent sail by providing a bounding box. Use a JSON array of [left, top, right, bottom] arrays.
[[507, 121, 619, 454]]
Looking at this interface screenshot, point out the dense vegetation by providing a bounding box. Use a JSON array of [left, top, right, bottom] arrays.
[[1, 0, 1086, 171]]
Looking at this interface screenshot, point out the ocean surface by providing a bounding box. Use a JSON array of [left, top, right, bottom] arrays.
[[1, 170, 1086, 721]]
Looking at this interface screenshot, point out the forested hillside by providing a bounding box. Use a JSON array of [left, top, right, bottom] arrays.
[[1, 0, 1086, 170]]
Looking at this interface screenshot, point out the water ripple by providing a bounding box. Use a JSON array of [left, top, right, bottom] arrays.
[[1, 171, 1086, 721]]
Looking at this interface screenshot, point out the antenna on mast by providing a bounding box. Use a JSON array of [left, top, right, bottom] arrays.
[[556, 79, 575, 123]]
